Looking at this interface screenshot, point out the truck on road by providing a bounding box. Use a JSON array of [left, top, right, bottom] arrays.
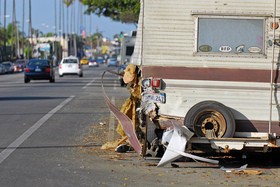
[[120, 31, 136, 65]]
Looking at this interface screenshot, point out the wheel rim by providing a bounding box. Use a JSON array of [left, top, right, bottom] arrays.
[[193, 110, 227, 138]]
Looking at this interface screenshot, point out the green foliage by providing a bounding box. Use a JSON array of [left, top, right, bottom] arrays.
[[82, 0, 140, 24], [90, 32, 103, 48], [64, 0, 75, 7], [44, 32, 55, 37], [0, 27, 5, 46], [24, 46, 33, 59]]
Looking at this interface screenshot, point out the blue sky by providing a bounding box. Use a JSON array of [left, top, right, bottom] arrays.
[[0, 0, 136, 39]]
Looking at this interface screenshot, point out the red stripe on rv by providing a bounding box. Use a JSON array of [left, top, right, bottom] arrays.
[[142, 66, 272, 83]]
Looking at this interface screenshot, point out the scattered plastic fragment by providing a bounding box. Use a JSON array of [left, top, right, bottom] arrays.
[[220, 164, 262, 175], [157, 123, 218, 167], [220, 164, 248, 173]]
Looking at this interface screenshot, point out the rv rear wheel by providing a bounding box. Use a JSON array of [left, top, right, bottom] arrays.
[[184, 101, 235, 138]]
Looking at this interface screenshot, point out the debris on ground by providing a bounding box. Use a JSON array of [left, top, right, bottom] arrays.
[[221, 164, 263, 175], [221, 164, 248, 173], [115, 144, 134, 153]]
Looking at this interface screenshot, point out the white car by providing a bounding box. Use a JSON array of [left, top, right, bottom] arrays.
[[59, 56, 83, 77]]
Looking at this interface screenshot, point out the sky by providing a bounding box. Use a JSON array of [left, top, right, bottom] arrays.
[[0, 0, 136, 39]]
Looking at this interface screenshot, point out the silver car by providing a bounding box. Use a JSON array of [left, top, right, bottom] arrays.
[[0, 64, 5, 74], [2, 61, 14, 73], [58, 56, 83, 77]]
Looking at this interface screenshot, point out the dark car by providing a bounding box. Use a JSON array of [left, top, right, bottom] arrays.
[[95, 56, 104, 64], [88, 57, 99, 67], [24, 59, 55, 83]]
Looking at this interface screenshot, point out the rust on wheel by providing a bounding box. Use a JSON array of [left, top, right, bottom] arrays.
[[184, 101, 236, 138], [194, 110, 227, 138]]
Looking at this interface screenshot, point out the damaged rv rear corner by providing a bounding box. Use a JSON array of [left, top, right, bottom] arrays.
[[131, 0, 280, 157]]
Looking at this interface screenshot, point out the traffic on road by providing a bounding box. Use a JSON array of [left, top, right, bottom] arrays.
[[0, 63, 132, 187]]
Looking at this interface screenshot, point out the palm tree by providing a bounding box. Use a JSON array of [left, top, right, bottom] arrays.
[[64, 0, 74, 7], [64, 0, 74, 35]]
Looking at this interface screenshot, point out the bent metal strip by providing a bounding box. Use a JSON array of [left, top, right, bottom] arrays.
[[101, 71, 142, 154]]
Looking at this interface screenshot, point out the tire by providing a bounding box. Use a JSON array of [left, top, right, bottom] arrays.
[[24, 77, 30, 83], [59, 74, 63, 77], [79, 73, 83, 77], [49, 77, 55, 83], [120, 78, 126, 87], [184, 100, 235, 138]]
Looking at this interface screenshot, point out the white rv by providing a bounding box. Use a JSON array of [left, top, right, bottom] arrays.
[[133, 0, 280, 153]]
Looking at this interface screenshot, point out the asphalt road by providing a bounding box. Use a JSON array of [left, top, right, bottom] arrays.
[[0, 64, 129, 187], [1, 64, 280, 187]]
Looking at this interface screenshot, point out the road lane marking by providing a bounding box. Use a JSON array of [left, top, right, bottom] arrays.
[[114, 80, 117, 90], [0, 95, 75, 164], [82, 79, 96, 89]]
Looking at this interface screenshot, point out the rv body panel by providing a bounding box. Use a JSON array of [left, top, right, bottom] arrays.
[[135, 0, 280, 150]]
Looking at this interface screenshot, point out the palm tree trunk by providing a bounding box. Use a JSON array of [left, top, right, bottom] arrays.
[[22, 0, 25, 58], [53, 0, 57, 63], [73, 1, 77, 56], [54, 0, 57, 36], [62, 0, 64, 37], [12, 0, 16, 59], [59, 0, 61, 37], [28, 0, 32, 59], [15, 0, 20, 58], [3, 0, 6, 60], [0, 0, 1, 26]]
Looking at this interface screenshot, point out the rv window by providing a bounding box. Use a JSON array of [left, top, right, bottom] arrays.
[[197, 18, 264, 55]]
